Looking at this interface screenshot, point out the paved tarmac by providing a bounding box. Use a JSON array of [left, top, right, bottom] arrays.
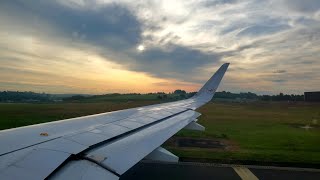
[[121, 161, 320, 180]]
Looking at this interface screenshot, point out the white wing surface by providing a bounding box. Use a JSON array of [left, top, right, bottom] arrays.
[[0, 63, 229, 180]]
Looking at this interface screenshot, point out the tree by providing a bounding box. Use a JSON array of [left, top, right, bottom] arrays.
[[173, 89, 186, 95]]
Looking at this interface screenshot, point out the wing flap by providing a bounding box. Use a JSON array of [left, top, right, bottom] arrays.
[[49, 160, 119, 180], [0, 149, 69, 180]]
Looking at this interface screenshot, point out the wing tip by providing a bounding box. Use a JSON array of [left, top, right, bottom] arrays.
[[194, 62, 230, 101], [223, 62, 230, 66]]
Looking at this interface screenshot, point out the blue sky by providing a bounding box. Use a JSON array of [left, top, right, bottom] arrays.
[[0, 0, 319, 94]]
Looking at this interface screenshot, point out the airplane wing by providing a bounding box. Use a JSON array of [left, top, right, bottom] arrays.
[[0, 63, 229, 180]]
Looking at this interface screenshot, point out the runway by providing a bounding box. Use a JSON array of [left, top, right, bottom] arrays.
[[121, 161, 320, 180]]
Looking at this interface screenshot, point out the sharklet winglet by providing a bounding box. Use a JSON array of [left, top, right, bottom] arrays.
[[194, 63, 229, 103]]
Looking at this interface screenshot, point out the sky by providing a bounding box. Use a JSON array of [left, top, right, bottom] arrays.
[[0, 0, 319, 94]]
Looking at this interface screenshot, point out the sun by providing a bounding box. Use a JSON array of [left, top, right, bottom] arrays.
[[137, 44, 145, 51]]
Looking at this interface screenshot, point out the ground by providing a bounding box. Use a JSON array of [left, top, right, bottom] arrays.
[[169, 101, 320, 167], [0, 100, 319, 166], [120, 161, 320, 180]]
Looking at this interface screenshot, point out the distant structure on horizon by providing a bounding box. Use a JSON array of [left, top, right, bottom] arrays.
[[304, 91, 320, 102]]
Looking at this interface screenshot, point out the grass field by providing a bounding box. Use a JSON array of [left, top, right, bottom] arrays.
[[169, 101, 320, 166], [0, 101, 160, 130], [0, 100, 319, 166]]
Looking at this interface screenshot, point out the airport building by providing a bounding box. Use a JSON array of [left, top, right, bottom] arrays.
[[304, 91, 320, 102]]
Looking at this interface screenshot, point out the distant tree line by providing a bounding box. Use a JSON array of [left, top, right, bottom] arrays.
[[156, 90, 197, 100], [0, 90, 305, 102], [158, 90, 304, 102], [62, 95, 85, 101], [214, 91, 304, 101], [0, 91, 51, 102], [259, 93, 304, 101], [214, 91, 258, 99]]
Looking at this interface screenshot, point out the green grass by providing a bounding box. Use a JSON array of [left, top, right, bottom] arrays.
[[168, 101, 320, 165], [0, 101, 160, 130], [0, 101, 319, 165]]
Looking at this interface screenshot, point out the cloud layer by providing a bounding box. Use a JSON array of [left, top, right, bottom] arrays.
[[0, 0, 319, 94]]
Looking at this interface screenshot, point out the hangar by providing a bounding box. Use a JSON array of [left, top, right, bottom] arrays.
[[304, 91, 320, 102]]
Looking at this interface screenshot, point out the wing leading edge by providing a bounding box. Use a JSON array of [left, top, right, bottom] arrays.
[[0, 63, 229, 180]]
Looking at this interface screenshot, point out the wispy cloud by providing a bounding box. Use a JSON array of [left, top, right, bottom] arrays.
[[273, 70, 287, 74]]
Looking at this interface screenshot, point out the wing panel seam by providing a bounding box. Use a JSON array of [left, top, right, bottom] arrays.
[[0, 136, 61, 157]]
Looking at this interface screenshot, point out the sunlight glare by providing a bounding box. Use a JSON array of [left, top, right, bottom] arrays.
[[137, 44, 145, 51]]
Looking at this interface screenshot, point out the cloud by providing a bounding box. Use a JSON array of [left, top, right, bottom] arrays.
[[4, 0, 142, 49], [201, 0, 238, 7], [0, 0, 320, 94], [129, 44, 222, 80], [271, 79, 287, 83], [237, 25, 290, 37], [273, 70, 287, 74], [0, 0, 224, 81], [282, 0, 320, 13]]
